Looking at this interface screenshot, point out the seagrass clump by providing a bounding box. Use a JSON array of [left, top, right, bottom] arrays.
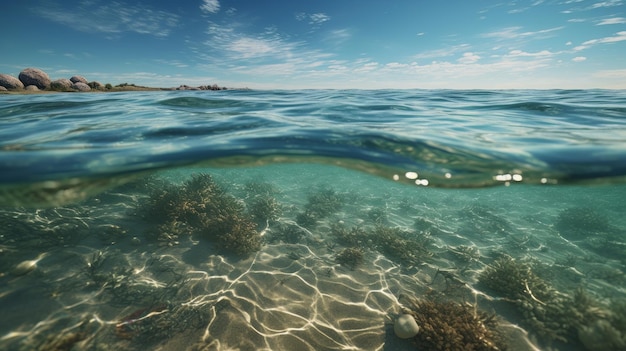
[[295, 188, 343, 228], [138, 173, 261, 255], [403, 298, 506, 351], [335, 247, 364, 270]]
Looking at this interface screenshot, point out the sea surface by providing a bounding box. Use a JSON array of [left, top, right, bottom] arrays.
[[0, 89, 625, 351]]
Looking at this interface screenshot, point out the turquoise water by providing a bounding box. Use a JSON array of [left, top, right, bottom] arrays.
[[0, 90, 625, 350]]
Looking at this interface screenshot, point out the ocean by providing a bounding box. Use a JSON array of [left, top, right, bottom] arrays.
[[0, 89, 625, 351]]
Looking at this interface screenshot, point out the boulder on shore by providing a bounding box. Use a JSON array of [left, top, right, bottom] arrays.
[[70, 75, 88, 84], [25, 85, 40, 91], [51, 78, 74, 91], [19, 68, 51, 90], [0, 73, 25, 90], [88, 81, 104, 90], [72, 82, 91, 92]]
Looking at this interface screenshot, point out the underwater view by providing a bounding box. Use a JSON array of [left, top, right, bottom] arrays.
[[1, 90, 625, 351]]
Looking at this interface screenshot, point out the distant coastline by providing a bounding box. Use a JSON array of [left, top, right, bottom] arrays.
[[0, 67, 229, 94]]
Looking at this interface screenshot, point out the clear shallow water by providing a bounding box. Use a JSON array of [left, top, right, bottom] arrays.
[[0, 90, 625, 351]]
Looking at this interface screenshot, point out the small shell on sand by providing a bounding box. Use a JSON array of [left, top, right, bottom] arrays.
[[11, 253, 47, 276]]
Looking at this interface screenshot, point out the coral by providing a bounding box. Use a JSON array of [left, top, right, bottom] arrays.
[[370, 226, 433, 267], [477, 257, 626, 347], [246, 194, 282, 227], [402, 297, 506, 351], [335, 247, 364, 270], [330, 222, 366, 247], [296, 188, 343, 228], [449, 245, 480, 263], [478, 256, 553, 303], [329, 222, 432, 267], [267, 222, 308, 244], [137, 173, 261, 256]]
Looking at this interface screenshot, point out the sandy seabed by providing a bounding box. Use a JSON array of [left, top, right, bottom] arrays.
[[1, 165, 624, 351]]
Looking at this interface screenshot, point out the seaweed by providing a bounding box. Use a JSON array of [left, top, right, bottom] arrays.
[[335, 247, 364, 270], [401, 296, 507, 351], [246, 194, 282, 227], [329, 222, 433, 267], [266, 222, 308, 244], [137, 173, 261, 256], [477, 256, 626, 347], [295, 188, 343, 228], [330, 222, 366, 247], [370, 226, 433, 267]]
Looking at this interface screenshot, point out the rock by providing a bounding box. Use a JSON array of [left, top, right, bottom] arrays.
[[394, 314, 420, 339], [50, 78, 73, 91], [70, 75, 88, 84], [25, 85, 39, 91], [72, 82, 91, 92], [0, 73, 25, 90], [19, 68, 51, 90], [88, 81, 104, 90], [0, 86, 7, 91]]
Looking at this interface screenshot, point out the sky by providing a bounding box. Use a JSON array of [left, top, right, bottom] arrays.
[[1, 0, 625, 89]]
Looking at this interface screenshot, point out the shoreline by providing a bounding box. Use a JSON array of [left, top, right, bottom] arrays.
[[0, 86, 170, 95], [1, 67, 231, 94]]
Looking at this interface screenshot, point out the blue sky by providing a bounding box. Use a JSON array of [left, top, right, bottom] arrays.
[[1, 0, 625, 89]]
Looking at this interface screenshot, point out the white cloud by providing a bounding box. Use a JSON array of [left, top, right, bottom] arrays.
[[482, 26, 564, 40], [507, 49, 553, 57], [32, 1, 180, 37], [353, 62, 379, 73], [458, 52, 481, 64], [593, 68, 626, 79], [597, 17, 626, 25], [412, 44, 470, 60], [309, 13, 331, 24], [295, 12, 331, 25], [227, 38, 275, 58], [572, 56, 587, 62], [574, 31, 626, 50], [590, 0, 623, 9], [201, 0, 220, 14]]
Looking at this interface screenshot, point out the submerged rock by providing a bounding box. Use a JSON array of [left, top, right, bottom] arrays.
[[19, 67, 51, 90], [394, 314, 420, 339]]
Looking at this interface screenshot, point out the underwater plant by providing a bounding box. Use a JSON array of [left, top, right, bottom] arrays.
[[266, 222, 308, 244], [478, 255, 554, 303], [477, 256, 626, 347], [370, 225, 433, 267], [137, 173, 262, 255], [295, 188, 343, 228], [401, 297, 507, 351], [330, 222, 366, 247], [329, 222, 433, 267], [448, 245, 480, 263], [246, 194, 282, 228], [335, 247, 364, 270]]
